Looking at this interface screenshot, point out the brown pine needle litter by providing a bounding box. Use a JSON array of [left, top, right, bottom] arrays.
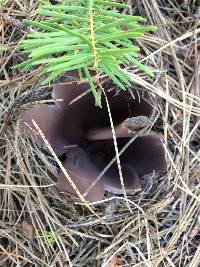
[[0, 0, 200, 266]]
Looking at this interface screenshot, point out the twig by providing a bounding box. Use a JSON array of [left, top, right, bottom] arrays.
[[2, 14, 36, 33]]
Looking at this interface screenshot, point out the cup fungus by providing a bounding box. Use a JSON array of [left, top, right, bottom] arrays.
[[21, 82, 166, 202]]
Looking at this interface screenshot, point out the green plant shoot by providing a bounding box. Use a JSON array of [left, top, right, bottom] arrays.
[[15, 0, 157, 106]]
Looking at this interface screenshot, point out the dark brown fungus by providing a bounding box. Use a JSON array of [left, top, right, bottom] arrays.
[[21, 82, 166, 202], [57, 147, 105, 202]]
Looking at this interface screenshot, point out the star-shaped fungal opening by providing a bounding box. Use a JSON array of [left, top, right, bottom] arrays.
[[21, 81, 166, 202]]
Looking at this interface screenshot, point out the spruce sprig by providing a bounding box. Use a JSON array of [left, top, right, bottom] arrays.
[[15, 0, 157, 106]]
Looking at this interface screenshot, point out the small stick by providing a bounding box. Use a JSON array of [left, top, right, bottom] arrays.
[[2, 14, 36, 33]]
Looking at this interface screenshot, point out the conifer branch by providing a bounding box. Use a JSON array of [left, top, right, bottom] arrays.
[[15, 0, 157, 106]]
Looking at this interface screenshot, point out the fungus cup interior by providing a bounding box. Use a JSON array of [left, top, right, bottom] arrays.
[[21, 81, 166, 202]]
